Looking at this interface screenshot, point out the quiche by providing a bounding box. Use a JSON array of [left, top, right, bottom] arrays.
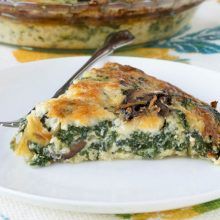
[[0, 0, 201, 50], [11, 62, 220, 166]]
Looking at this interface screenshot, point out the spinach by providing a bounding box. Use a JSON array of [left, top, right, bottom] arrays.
[[87, 130, 118, 162], [30, 155, 51, 167], [28, 142, 53, 166], [56, 120, 113, 146], [56, 126, 89, 146], [116, 123, 189, 159], [191, 131, 213, 156], [78, 149, 91, 160], [94, 121, 112, 138], [129, 131, 159, 158], [117, 131, 158, 158], [173, 109, 189, 129], [90, 131, 118, 152]]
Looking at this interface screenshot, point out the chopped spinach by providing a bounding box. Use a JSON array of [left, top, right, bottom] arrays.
[[94, 121, 112, 138], [56, 120, 113, 146], [90, 131, 118, 152], [173, 109, 189, 129], [28, 142, 53, 166], [83, 129, 118, 161], [191, 131, 213, 157], [116, 122, 189, 158], [56, 126, 89, 146], [78, 150, 90, 160], [30, 155, 51, 167]]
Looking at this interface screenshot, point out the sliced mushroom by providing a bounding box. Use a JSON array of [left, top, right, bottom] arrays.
[[120, 90, 172, 120], [62, 140, 87, 160]]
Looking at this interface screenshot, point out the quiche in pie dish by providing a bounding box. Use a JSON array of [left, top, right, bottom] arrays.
[[11, 63, 220, 166], [0, 0, 204, 49]]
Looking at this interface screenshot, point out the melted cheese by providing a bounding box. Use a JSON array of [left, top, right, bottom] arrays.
[[46, 98, 115, 126], [117, 114, 164, 137], [185, 111, 205, 134], [67, 80, 124, 107]]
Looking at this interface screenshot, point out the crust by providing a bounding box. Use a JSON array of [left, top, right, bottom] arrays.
[[0, 0, 202, 21]]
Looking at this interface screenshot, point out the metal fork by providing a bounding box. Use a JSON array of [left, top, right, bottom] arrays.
[[0, 30, 134, 128]]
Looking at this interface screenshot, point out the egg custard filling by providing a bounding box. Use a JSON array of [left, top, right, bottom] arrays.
[[11, 63, 220, 166]]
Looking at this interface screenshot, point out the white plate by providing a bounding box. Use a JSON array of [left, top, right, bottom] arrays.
[[0, 56, 220, 214]]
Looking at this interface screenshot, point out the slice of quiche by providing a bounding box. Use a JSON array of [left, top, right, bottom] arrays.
[[11, 62, 220, 166]]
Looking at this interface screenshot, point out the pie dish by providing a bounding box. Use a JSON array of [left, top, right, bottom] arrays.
[[0, 0, 204, 49], [11, 62, 220, 166]]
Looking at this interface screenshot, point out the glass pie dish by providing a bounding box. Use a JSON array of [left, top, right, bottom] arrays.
[[0, 0, 204, 50]]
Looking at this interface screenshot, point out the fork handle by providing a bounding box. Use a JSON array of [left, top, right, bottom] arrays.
[[0, 120, 20, 128], [52, 30, 134, 98]]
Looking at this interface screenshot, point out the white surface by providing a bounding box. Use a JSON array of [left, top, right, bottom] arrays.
[[0, 56, 220, 214]]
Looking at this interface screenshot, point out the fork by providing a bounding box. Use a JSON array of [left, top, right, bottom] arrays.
[[0, 30, 134, 128]]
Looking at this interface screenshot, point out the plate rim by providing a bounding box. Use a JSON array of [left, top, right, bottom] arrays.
[[1, 184, 220, 214]]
